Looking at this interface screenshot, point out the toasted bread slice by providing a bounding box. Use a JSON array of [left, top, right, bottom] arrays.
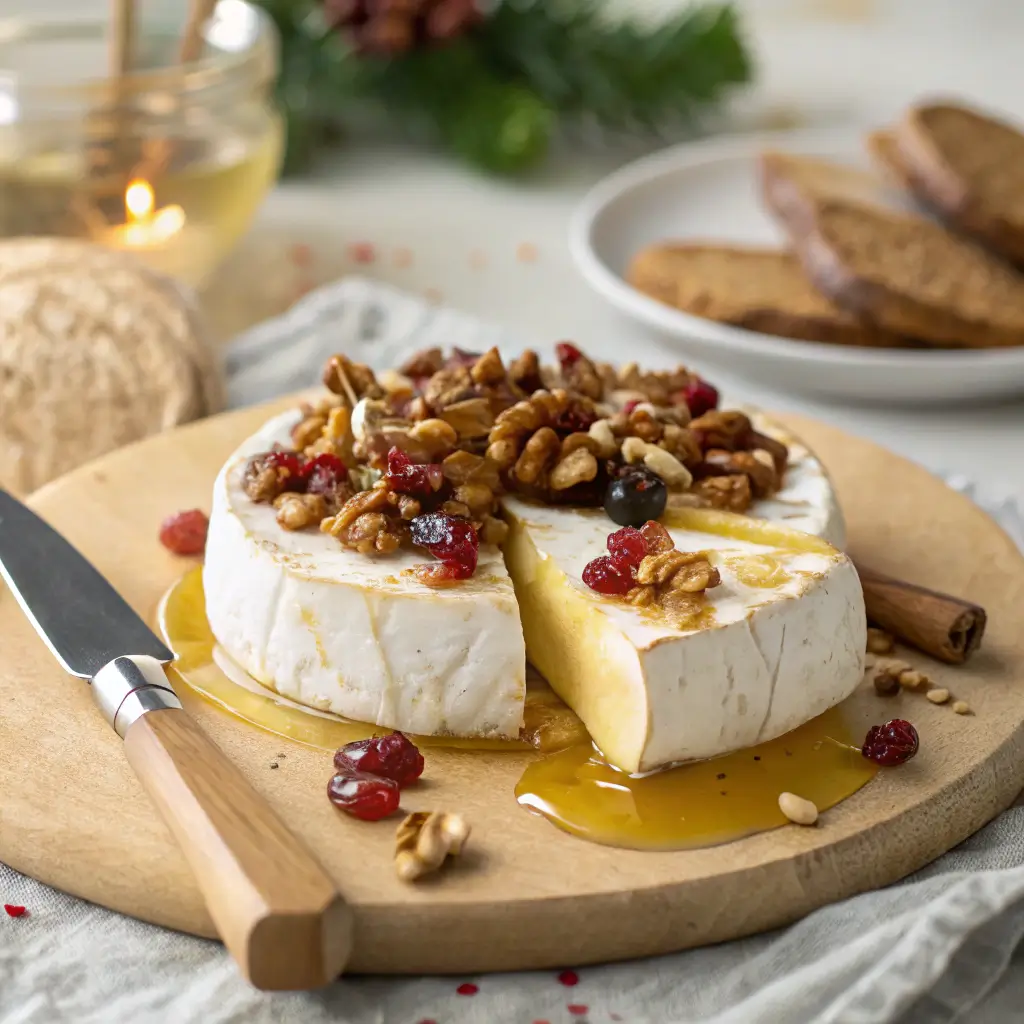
[[888, 102, 1024, 265], [627, 243, 904, 347], [865, 129, 916, 190], [761, 150, 1024, 348]]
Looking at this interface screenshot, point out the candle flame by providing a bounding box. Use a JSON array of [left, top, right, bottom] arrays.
[[125, 179, 154, 221]]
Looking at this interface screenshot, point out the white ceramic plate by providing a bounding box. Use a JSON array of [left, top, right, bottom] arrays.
[[569, 129, 1024, 404]]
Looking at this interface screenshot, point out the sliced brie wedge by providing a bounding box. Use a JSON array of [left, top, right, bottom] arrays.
[[203, 411, 527, 739], [502, 499, 865, 773]]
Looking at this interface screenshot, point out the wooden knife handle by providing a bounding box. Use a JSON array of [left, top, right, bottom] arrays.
[[123, 707, 352, 990]]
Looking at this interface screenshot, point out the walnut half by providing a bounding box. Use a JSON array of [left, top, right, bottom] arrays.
[[395, 811, 471, 882]]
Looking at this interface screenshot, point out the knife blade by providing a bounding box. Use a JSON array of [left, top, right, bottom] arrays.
[[0, 489, 172, 678], [0, 487, 351, 989]]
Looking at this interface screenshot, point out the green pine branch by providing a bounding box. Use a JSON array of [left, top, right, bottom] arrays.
[[477, 1, 752, 131], [256, 0, 753, 175]]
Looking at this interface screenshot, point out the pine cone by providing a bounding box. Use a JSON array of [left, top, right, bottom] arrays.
[[325, 0, 482, 56]]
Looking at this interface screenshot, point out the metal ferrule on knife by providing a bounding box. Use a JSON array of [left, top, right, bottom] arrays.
[[93, 655, 183, 738]]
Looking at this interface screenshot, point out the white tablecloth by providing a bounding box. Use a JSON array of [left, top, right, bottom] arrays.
[[4, 279, 1024, 1024]]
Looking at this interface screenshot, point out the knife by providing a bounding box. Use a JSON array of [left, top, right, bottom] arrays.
[[0, 489, 352, 990]]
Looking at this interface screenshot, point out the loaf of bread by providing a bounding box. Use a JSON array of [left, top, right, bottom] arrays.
[[628, 242, 904, 347], [760, 151, 1024, 348], [0, 238, 221, 494], [886, 102, 1024, 265]]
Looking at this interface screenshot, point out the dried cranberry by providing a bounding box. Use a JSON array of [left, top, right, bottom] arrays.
[[554, 404, 597, 433], [3, 904, 26, 918], [265, 450, 304, 479], [410, 512, 479, 575], [639, 519, 674, 554], [159, 509, 209, 556], [335, 733, 424, 787], [607, 526, 647, 568], [303, 452, 346, 494], [582, 554, 634, 596], [679, 378, 720, 418], [327, 766, 400, 821], [555, 342, 584, 368], [385, 446, 444, 496], [862, 719, 919, 766], [622, 399, 641, 415]]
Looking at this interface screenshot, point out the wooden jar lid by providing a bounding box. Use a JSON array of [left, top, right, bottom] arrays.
[[0, 238, 222, 494]]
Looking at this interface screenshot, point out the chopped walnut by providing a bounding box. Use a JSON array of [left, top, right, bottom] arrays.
[[749, 431, 789, 473], [441, 450, 501, 490], [244, 460, 285, 503], [626, 546, 719, 630], [486, 390, 597, 491], [321, 483, 391, 538], [453, 481, 494, 515], [659, 423, 703, 467], [395, 811, 471, 882], [400, 347, 444, 380], [345, 511, 404, 554], [689, 410, 752, 450], [508, 349, 543, 393], [407, 418, 459, 458], [514, 426, 561, 486], [274, 492, 327, 531], [424, 367, 474, 411], [692, 474, 753, 512], [292, 411, 328, 450], [470, 346, 506, 386], [700, 449, 778, 497], [440, 499, 472, 518], [550, 446, 598, 490], [396, 494, 421, 520], [378, 369, 416, 403], [439, 397, 494, 439], [323, 354, 383, 403]]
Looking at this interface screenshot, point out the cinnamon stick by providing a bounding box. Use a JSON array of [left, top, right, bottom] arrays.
[[855, 563, 987, 665]]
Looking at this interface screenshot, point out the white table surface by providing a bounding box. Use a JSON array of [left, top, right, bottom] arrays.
[[216, 0, 1024, 503]]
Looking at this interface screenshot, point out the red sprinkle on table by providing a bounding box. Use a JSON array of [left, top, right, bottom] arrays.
[[558, 969, 580, 986], [862, 718, 919, 766], [159, 509, 209, 556], [4, 905, 27, 917], [456, 982, 479, 996], [334, 733, 424, 788], [348, 241, 376, 264], [567, 1005, 589, 1016]]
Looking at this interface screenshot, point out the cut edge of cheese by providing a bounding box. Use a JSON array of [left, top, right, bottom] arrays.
[[202, 410, 527, 739], [502, 497, 866, 773]]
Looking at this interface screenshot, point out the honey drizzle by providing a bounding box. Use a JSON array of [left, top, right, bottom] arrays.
[[159, 567, 877, 851]]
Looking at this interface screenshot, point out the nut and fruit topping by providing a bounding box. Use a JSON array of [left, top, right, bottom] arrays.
[[335, 733, 425, 787], [583, 520, 721, 628], [242, 343, 788, 582], [329, 733, 425, 821], [861, 719, 919, 766], [159, 509, 209, 555], [395, 811, 471, 882], [604, 466, 668, 527]]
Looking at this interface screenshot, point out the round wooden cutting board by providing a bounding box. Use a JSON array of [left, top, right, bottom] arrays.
[[2, 399, 1023, 974]]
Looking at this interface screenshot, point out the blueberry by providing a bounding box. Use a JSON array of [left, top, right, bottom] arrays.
[[604, 467, 667, 527]]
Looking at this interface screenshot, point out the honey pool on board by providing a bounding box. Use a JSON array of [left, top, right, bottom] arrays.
[[159, 567, 877, 851]]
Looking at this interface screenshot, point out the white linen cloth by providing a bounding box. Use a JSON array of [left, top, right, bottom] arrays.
[[3, 277, 1024, 1024]]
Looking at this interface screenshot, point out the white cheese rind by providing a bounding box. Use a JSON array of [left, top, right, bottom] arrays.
[[502, 498, 865, 773], [751, 414, 845, 546], [203, 411, 527, 738]]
